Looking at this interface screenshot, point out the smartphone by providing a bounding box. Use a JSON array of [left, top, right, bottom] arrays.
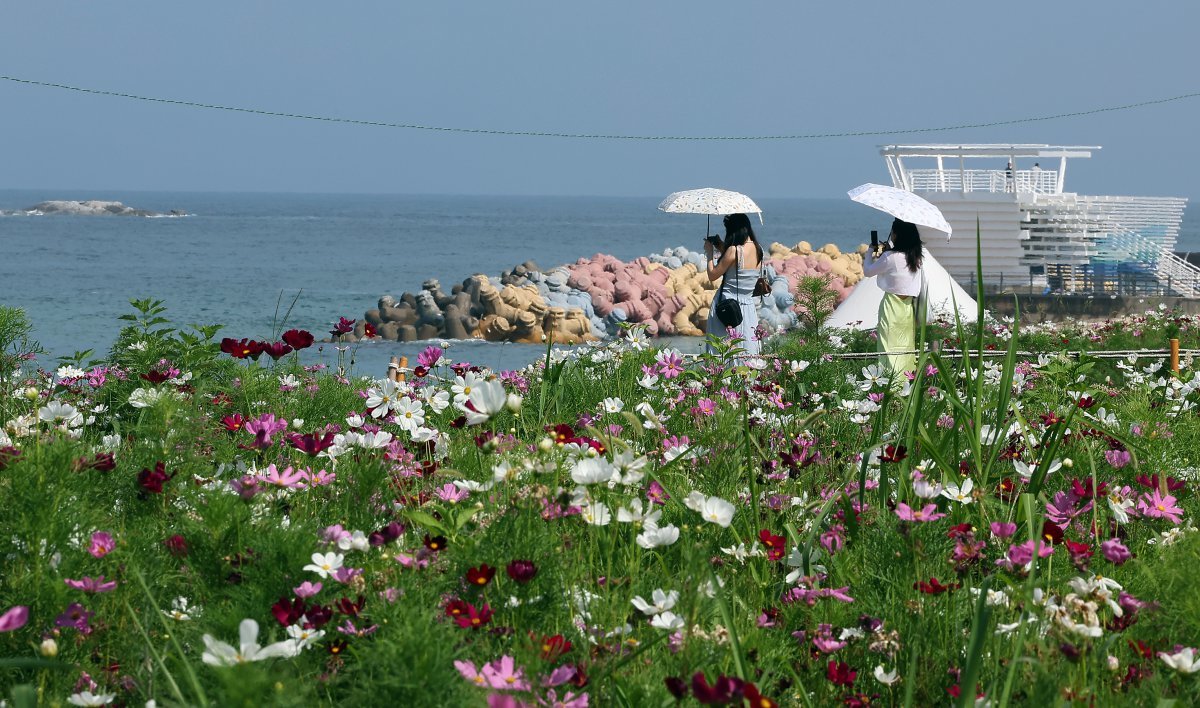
[[870, 230, 878, 249]]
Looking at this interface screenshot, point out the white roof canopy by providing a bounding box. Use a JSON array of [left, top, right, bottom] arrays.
[[880, 144, 1098, 159]]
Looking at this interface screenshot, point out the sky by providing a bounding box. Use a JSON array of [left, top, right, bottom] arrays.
[[1, 1, 1198, 199]]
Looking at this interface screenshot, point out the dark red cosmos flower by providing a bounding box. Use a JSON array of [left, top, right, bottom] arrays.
[[744, 683, 778, 708], [1071, 478, 1107, 500], [334, 595, 366, 617], [691, 672, 745, 705], [842, 693, 881, 708], [1076, 395, 1096, 410], [454, 602, 493, 629], [0, 446, 22, 470], [261, 341, 293, 360], [914, 577, 960, 594], [664, 676, 689, 699], [413, 365, 429, 378], [1135, 474, 1186, 493], [74, 453, 116, 472], [220, 338, 265, 360], [826, 661, 857, 686], [281, 329, 315, 350], [945, 523, 974, 540], [330, 317, 356, 337], [327, 639, 348, 656], [305, 604, 334, 628], [163, 534, 189, 557], [506, 559, 538, 583], [272, 597, 307, 626], [465, 564, 496, 587], [1065, 540, 1093, 571], [137, 462, 174, 494], [368, 521, 405, 547], [758, 529, 787, 561], [444, 599, 470, 619], [995, 477, 1018, 503], [449, 415, 467, 429], [363, 322, 378, 338], [288, 431, 335, 456], [221, 414, 246, 432], [538, 633, 572, 661], [546, 423, 576, 445], [141, 369, 170, 384], [1041, 521, 1065, 545], [880, 445, 907, 463], [423, 534, 447, 552]]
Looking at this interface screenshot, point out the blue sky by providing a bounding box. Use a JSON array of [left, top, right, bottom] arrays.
[[2, 1, 1197, 198]]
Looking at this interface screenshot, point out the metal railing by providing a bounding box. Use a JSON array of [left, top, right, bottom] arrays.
[[907, 168, 1059, 194]]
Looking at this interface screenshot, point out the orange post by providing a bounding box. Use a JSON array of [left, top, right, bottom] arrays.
[[1170, 338, 1180, 375], [397, 356, 408, 382]]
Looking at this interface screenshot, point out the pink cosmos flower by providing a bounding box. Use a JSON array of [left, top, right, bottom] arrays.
[[418, 346, 444, 368], [482, 655, 531, 691], [294, 581, 322, 598], [656, 352, 685, 380], [261, 464, 308, 489], [895, 502, 946, 523], [0, 606, 29, 632], [1137, 490, 1183, 524], [308, 469, 336, 486], [64, 576, 118, 593], [230, 474, 263, 500], [1105, 449, 1132, 469], [542, 664, 576, 687], [537, 690, 589, 707], [990, 522, 1017, 538], [1101, 538, 1132, 565], [455, 659, 489, 688], [88, 532, 115, 559], [695, 398, 718, 417], [435, 483, 470, 503], [332, 567, 364, 584], [242, 413, 289, 449]]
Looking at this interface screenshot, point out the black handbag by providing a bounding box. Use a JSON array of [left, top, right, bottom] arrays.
[[752, 261, 771, 298], [715, 251, 744, 328]]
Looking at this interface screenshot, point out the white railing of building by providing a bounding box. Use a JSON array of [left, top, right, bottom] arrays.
[[1096, 227, 1200, 297], [907, 169, 1059, 194]]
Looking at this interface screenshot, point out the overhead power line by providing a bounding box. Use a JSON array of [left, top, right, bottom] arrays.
[[2, 74, 1197, 141]]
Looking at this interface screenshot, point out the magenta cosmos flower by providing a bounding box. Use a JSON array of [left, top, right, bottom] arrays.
[[64, 576, 118, 593], [88, 532, 116, 558], [895, 502, 946, 522], [1137, 490, 1184, 524], [0, 606, 29, 632]]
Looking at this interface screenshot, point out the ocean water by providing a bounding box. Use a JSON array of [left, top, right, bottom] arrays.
[[2, 191, 1197, 375]]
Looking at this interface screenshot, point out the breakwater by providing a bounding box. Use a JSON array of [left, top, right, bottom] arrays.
[[352, 241, 866, 343]]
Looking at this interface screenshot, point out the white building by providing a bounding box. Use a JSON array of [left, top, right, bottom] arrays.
[[880, 144, 1196, 296]]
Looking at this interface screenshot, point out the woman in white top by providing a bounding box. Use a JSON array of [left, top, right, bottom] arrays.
[[862, 219, 924, 384]]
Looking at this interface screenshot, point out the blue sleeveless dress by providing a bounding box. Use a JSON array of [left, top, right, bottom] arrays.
[[706, 245, 761, 356]]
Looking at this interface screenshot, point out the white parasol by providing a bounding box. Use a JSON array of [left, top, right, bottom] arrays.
[[847, 183, 952, 240], [659, 188, 764, 236]]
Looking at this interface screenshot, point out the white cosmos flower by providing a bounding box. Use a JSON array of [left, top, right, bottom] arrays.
[[634, 402, 668, 430], [611, 450, 647, 486], [602, 397, 624, 413], [454, 479, 494, 493], [941, 479, 974, 504], [631, 588, 678, 615], [789, 359, 811, 374], [1160, 647, 1200, 674], [913, 478, 943, 499], [128, 387, 166, 409], [393, 398, 425, 432], [201, 618, 299, 666], [285, 624, 326, 652], [616, 499, 661, 527], [67, 691, 115, 706], [452, 371, 484, 408], [697, 495, 735, 527], [636, 523, 680, 549], [303, 552, 345, 579], [860, 363, 886, 390], [336, 530, 370, 552], [422, 387, 451, 414], [466, 379, 507, 425], [637, 373, 659, 390], [357, 431, 394, 450], [650, 611, 685, 630], [163, 596, 196, 621], [364, 379, 401, 418], [39, 401, 83, 427], [683, 491, 707, 512], [571, 457, 615, 485], [345, 414, 364, 428], [720, 542, 763, 563], [873, 666, 899, 686], [580, 502, 611, 526], [278, 374, 301, 389]]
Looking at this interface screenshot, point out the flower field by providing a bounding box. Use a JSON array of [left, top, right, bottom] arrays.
[[3, 298, 1200, 707]]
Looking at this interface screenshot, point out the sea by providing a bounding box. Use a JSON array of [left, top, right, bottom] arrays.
[[2, 191, 1197, 376]]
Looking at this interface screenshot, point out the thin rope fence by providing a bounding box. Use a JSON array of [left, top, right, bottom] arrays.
[[2, 74, 1198, 141]]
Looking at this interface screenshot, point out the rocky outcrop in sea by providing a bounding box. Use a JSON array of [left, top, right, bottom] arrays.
[[353, 241, 866, 343], [1, 200, 188, 217]]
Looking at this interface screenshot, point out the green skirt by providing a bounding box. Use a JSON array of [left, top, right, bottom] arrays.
[[877, 292, 916, 384]]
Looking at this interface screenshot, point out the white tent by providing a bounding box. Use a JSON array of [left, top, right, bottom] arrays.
[[826, 249, 979, 330]]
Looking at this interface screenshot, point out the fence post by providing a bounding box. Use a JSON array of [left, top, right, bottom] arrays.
[[388, 356, 409, 383], [1170, 339, 1180, 375]]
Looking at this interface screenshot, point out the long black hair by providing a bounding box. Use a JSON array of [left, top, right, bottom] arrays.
[[890, 218, 923, 273], [723, 212, 763, 263]]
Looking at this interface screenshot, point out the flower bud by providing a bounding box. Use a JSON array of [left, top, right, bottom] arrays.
[[39, 638, 58, 657], [1107, 655, 1120, 671], [22, 387, 39, 400], [505, 394, 523, 414], [1062, 458, 1074, 469], [537, 438, 554, 453]]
